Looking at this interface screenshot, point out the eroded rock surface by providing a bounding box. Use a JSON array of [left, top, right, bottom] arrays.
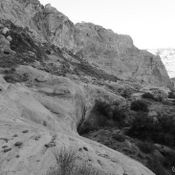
[[0, 0, 173, 175], [0, 66, 155, 175], [0, 0, 171, 87]]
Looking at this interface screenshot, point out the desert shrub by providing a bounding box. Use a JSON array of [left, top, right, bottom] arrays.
[[78, 100, 127, 135], [94, 100, 126, 126], [50, 147, 76, 175], [162, 151, 175, 168], [155, 133, 174, 147], [142, 92, 155, 100], [120, 89, 132, 98], [159, 116, 175, 135], [75, 163, 101, 175], [127, 113, 158, 140], [112, 133, 125, 142], [137, 141, 155, 154], [128, 113, 175, 147], [93, 100, 111, 118], [112, 107, 126, 125], [168, 91, 175, 99], [47, 147, 105, 175], [147, 156, 167, 175], [130, 100, 148, 112], [77, 121, 96, 135]]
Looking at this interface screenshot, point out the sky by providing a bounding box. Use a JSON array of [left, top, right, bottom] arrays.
[[39, 0, 175, 49]]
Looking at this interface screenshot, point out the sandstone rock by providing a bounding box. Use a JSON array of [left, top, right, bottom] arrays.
[[74, 23, 170, 87], [0, 0, 170, 87], [0, 66, 155, 175], [0, 0, 170, 174], [0, 34, 15, 55], [6, 35, 12, 42], [2, 27, 9, 35]]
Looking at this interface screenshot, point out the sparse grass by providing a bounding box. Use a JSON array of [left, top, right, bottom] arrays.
[[46, 147, 105, 175], [53, 147, 76, 175], [74, 163, 101, 175]]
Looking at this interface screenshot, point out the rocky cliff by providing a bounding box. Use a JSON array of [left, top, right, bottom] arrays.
[[149, 48, 175, 78], [0, 0, 174, 175], [0, 0, 171, 87]]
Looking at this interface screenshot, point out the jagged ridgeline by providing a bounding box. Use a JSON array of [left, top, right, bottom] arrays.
[[0, 0, 171, 87], [0, 1, 174, 175]]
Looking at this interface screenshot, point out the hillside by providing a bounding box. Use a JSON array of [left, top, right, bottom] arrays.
[[0, 0, 175, 175], [0, 0, 171, 87]]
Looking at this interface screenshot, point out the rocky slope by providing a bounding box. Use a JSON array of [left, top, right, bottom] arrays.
[[0, 0, 174, 175], [0, 0, 171, 87]]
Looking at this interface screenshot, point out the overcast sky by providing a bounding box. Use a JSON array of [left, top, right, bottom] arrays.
[[39, 0, 175, 49]]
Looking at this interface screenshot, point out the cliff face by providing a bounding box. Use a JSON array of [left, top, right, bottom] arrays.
[[74, 23, 170, 87], [149, 48, 175, 78], [0, 0, 171, 87]]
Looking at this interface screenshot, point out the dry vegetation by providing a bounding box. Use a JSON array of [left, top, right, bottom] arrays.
[[46, 147, 107, 175]]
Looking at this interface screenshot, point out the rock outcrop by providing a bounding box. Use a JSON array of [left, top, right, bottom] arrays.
[[0, 0, 171, 87], [0, 66, 155, 175], [74, 23, 170, 87]]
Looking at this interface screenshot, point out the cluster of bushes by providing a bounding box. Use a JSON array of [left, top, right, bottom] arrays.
[[130, 100, 149, 112], [93, 100, 127, 126], [142, 90, 167, 102], [127, 113, 175, 147], [142, 92, 155, 100], [47, 147, 107, 175], [136, 141, 156, 154], [78, 100, 127, 135]]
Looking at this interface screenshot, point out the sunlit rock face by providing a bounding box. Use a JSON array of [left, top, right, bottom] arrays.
[[0, 0, 171, 87], [0, 65, 155, 175], [74, 23, 171, 87], [148, 48, 175, 78]]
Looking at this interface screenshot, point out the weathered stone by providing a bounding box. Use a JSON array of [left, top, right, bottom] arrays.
[[0, 0, 171, 87]]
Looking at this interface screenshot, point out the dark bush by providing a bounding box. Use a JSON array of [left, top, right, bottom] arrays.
[[162, 151, 175, 168], [127, 113, 158, 140], [78, 100, 127, 134], [142, 92, 155, 100], [127, 113, 175, 147], [78, 121, 95, 135], [94, 100, 126, 126], [112, 133, 125, 142], [168, 91, 175, 99], [93, 100, 111, 118], [112, 107, 126, 125], [147, 156, 167, 175], [137, 141, 155, 154], [159, 116, 175, 135], [130, 100, 148, 112]]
